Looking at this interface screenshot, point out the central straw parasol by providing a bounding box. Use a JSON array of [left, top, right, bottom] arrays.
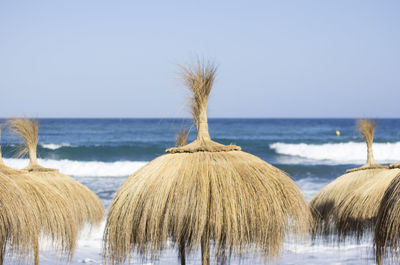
[[7, 118, 104, 264], [309, 119, 388, 239], [104, 60, 311, 265]]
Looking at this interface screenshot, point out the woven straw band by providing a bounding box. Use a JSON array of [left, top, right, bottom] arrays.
[[346, 165, 388, 173], [24, 165, 58, 172], [167, 144, 241, 153]]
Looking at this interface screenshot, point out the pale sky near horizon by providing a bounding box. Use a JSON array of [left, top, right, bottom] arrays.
[[0, 1, 399, 118]]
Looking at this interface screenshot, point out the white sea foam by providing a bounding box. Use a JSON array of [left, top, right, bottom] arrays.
[[40, 143, 73, 150], [271, 141, 400, 165], [2, 158, 148, 177], [33, 219, 376, 265], [295, 177, 330, 202]]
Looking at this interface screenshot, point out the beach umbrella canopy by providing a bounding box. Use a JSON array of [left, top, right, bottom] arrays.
[[0, 172, 37, 264], [335, 166, 400, 240], [374, 165, 400, 264], [0, 129, 37, 264], [0, 141, 78, 264], [104, 61, 311, 265], [7, 118, 104, 263], [309, 119, 388, 239]]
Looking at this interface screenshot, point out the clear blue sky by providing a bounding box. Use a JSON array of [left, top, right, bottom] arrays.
[[1, 1, 399, 118]]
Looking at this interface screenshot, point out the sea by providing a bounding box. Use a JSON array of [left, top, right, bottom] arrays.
[[1, 118, 400, 265]]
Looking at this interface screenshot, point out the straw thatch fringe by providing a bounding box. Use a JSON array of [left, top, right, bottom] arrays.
[[8, 118, 104, 249], [4, 168, 79, 259], [104, 60, 311, 265], [0, 127, 36, 263], [309, 118, 386, 239], [176, 130, 188, 147], [0, 172, 36, 263], [309, 168, 387, 238], [374, 172, 400, 264], [335, 169, 399, 240], [374, 171, 400, 264], [1, 129, 80, 264], [104, 151, 311, 264], [30, 170, 104, 229]]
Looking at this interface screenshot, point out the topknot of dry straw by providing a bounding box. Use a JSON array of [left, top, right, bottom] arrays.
[[8, 118, 40, 167], [167, 60, 241, 153], [181, 59, 216, 139], [358, 119, 376, 148], [346, 119, 383, 172]]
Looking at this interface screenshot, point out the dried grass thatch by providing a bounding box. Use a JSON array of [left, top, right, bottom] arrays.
[[335, 168, 399, 240], [104, 60, 311, 265], [7, 118, 104, 263], [0, 164, 79, 261], [0, 171, 36, 264], [1, 126, 79, 264], [374, 168, 400, 264], [309, 119, 388, 239], [0, 127, 36, 263]]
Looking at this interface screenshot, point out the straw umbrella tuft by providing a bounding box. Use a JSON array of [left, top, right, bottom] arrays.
[[1, 125, 79, 265], [104, 60, 311, 265], [333, 120, 400, 240], [346, 119, 383, 172], [309, 119, 388, 239], [7, 118, 104, 264], [0, 127, 37, 264], [374, 167, 400, 264], [8, 118, 104, 228]]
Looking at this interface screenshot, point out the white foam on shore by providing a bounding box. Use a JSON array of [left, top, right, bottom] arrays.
[[31, 219, 376, 265], [40, 143, 73, 150], [271, 141, 400, 165], [2, 158, 147, 177]]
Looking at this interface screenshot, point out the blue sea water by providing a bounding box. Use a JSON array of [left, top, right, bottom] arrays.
[[1, 118, 400, 264]]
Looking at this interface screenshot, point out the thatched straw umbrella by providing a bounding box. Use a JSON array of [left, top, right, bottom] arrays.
[[374, 166, 400, 264], [0, 126, 79, 265], [309, 119, 388, 238], [7, 118, 104, 263], [336, 167, 400, 240], [0, 128, 37, 264], [0, 172, 36, 264], [104, 60, 311, 265]]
